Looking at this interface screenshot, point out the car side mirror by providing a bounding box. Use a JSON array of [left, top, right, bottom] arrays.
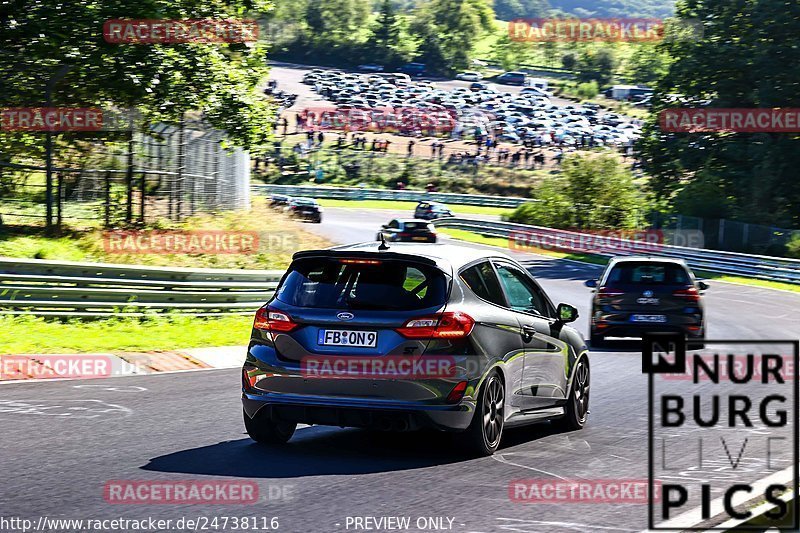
[[584, 279, 597, 288], [556, 303, 578, 323], [698, 281, 709, 291]]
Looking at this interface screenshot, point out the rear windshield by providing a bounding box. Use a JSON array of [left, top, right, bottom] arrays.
[[605, 262, 690, 285], [404, 222, 431, 231], [276, 257, 448, 310]]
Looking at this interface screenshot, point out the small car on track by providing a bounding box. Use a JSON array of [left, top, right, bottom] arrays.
[[414, 201, 453, 220], [286, 197, 323, 223], [242, 242, 590, 455], [376, 219, 437, 243], [585, 256, 708, 346]]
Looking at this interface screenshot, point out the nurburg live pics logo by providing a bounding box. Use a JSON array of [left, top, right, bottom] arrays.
[[643, 333, 799, 530]]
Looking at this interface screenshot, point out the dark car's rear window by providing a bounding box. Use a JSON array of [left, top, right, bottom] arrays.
[[404, 222, 431, 231], [276, 257, 448, 310], [605, 262, 690, 285]]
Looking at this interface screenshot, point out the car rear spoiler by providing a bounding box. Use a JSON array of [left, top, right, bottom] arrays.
[[292, 249, 439, 267]]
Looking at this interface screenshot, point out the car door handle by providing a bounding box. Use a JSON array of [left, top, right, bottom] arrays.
[[521, 324, 538, 340]]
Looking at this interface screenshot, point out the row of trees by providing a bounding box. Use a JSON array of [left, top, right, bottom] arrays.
[[268, 0, 494, 73]]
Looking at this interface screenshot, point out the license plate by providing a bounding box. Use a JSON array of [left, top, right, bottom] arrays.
[[631, 314, 667, 323], [412, 236, 428, 241], [318, 329, 378, 348]]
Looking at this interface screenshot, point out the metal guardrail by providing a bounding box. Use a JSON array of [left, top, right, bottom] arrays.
[[433, 218, 800, 284], [252, 183, 529, 208], [0, 258, 282, 317]]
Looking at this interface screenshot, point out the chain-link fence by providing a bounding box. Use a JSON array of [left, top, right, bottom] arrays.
[[0, 120, 250, 230]]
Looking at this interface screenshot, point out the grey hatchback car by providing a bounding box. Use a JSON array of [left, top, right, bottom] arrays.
[[242, 242, 590, 455]]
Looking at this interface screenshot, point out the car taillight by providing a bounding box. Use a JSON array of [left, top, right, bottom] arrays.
[[253, 306, 298, 332], [597, 287, 624, 298], [673, 287, 700, 303], [396, 312, 475, 339], [446, 381, 468, 403]]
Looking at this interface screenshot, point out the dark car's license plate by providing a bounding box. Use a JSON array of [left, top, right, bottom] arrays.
[[318, 329, 378, 347], [630, 314, 667, 323]]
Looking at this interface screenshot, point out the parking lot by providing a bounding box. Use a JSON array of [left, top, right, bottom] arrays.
[[267, 63, 643, 165]]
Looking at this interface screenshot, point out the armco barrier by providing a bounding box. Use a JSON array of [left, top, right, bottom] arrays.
[[432, 218, 800, 284], [252, 183, 529, 208], [0, 258, 282, 317]]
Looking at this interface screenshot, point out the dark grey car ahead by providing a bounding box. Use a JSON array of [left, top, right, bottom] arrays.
[[242, 242, 590, 455], [586, 256, 707, 346]]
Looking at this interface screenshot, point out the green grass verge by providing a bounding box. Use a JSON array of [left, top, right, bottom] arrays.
[[0, 197, 331, 269], [317, 199, 511, 217], [439, 228, 800, 293], [0, 314, 254, 353]]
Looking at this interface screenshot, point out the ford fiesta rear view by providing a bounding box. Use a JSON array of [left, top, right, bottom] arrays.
[[242, 242, 590, 455]]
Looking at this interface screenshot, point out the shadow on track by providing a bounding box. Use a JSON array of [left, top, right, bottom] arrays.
[[142, 423, 562, 479]]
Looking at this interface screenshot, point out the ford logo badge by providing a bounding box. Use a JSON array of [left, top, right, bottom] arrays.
[[337, 312, 354, 321], [643, 290, 653, 298]]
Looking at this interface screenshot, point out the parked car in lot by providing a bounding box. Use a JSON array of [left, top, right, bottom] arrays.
[[456, 71, 483, 82], [306, 66, 642, 150], [358, 63, 384, 72], [496, 71, 526, 86], [376, 219, 437, 243], [286, 197, 323, 223], [414, 201, 453, 220], [242, 243, 590, 455], [585, 257, 708, 346], [269, 194, 292, 208], [399, 63, 426, 76]]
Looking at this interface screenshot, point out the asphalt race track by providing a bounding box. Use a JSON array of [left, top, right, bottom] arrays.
[[2, 207, 799, 533]]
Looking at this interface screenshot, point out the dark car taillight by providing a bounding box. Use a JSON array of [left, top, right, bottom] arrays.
[[254, 306, 298, 332], [396, 311, 475, 339], [673, 287, 700, 303], [597, 287, 624, 298]]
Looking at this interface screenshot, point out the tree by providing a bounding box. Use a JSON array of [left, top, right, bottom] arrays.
[[561, 52, 577, 71], [369, 0, 417, 66], [0, 0, 274, 155], [639, 0, 800, 227], [493, 0, 550, 20], [576, 47, 617, 86], [626, 45, 671, 85], [508, 153, 647, 229], [409, 0, 494, 73]]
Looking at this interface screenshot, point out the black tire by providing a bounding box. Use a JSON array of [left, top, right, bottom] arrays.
[[243, 408, 296, 445], [465, 371, 505, 456], [314, 215, 322, 223], [554, 357, 590, 431], [688, 337, 706, 350]]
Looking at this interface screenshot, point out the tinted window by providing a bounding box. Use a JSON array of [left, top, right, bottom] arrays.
[[404, 222, 430, 231], [606, 262, 690, 285], [460, 262, 505, 306], [276, 258, 447, 310], [495, 264, 548, 316]]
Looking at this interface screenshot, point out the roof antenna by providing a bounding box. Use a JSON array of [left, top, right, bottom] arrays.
[[378, 233, 390, 251]]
